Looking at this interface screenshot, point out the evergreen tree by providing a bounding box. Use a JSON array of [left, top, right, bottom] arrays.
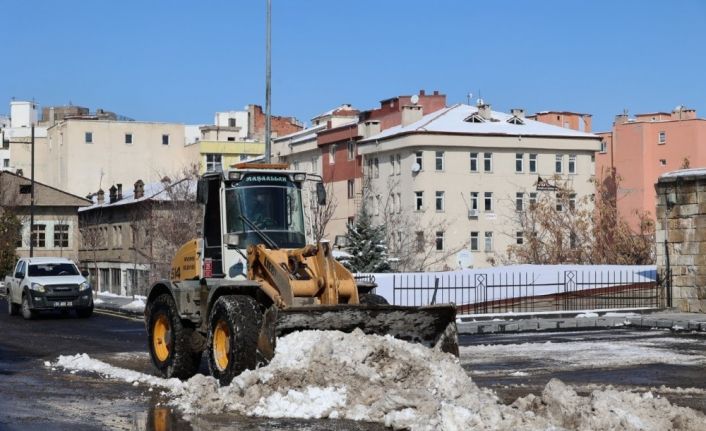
[[343, 204, 391, 273], [0, 211, 21, 277]]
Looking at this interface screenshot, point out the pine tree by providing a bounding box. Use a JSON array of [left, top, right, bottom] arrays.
[[343, 204, 391, 273], [0, 211, 21, 277]]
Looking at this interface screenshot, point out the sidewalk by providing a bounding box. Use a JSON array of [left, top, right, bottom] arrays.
[[92, 293, 706, 335]]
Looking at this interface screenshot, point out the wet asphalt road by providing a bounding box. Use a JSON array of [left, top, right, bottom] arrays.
[[1, 297, 705, 430]]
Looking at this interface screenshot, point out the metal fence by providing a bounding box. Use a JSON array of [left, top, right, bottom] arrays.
[[392, 268, 668, 314]]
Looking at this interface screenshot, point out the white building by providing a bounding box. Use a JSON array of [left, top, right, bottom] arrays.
[[357, 102, 602, 271]]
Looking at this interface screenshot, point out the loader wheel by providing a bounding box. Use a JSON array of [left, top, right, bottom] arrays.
[[7, 296, 19, 316], [147, 293, 201, 379], [359, 293, 389, 305], [207, 295, 263, 386], [21, 294, 37, 320]]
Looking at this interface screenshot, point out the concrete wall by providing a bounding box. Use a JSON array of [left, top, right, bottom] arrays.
[[656, 171, 706, 312]]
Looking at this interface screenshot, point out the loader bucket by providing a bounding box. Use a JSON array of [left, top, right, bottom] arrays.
[[275, 304, 459, 356]]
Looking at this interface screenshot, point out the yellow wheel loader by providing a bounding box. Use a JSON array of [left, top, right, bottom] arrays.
[[144, 163, 458, 385]]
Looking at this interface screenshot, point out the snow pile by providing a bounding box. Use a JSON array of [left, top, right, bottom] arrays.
[[50, 331, 705, 430], [120, 298, 146, 312]]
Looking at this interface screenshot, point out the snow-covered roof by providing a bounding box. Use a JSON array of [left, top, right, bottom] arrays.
[[275, 123, 326, 145], [80, 178, 196, 212], [660, 168, 706, 180], [311, 104, 358, 121], [361, 104, 599, 143]]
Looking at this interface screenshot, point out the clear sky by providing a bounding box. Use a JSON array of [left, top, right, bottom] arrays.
[[1, 0, 704, 132]]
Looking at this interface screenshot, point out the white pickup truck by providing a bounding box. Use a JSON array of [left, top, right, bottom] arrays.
[[5, 257, 93, 319]]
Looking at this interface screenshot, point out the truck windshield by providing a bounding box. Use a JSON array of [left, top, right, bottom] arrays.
[[225, 181, 306, 249], [28, 263, 79, 277]]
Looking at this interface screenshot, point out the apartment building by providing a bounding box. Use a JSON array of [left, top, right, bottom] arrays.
[[595, 106, 706, 230], [357, 101, 601, 271]]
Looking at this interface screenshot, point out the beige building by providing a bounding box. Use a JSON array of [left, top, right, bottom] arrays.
[[0, 171, 91, 262], [357, 102, 602, 270]]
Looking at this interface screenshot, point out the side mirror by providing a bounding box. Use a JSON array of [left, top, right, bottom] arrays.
[[223, 233, 242, 249], [196, 178, 209, 205], [81, 270, 90, 277], [316, 182, 327, 206], [14, 272, 23, 279]]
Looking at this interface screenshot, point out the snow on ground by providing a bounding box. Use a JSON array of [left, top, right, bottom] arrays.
[[50, 330, 705, 431], [120, 298, 145, 312], [460, 336, 706, 375]]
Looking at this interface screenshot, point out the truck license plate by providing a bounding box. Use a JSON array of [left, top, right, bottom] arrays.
[[54, 301, 72, 307]]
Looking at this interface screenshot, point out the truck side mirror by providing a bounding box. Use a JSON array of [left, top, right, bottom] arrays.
[[196, 178, 209, 205], [14, 271, 23, 279], [316, 182, 327, 206], [223, 233, 242, 249], [81, 270, 90, 277]]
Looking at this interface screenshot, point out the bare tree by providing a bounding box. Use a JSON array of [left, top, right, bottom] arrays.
[[79, 212, 105, 294], [53, 213, 71, 257], [310, 181, 337, 242]]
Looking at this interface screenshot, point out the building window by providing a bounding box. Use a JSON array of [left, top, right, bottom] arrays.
[[415, 151, 423, 171], [556, 193, 564, 212], [2, 159, 8, 168], [515, 153, 523, 173], [658, 131, 666, 144], [483, 152, 492, 172], [373, 158, 379, 178], [435, 191, 445, 211], [347, 179, 354, 199], [515, 192, 524, 212], [162, 134, 169, 145], [470, 232, 479, 251], [111, 268, 121, 291], [660, 159, 667, 166], [516, 231, 524, 245], [396, 193, 402, 214], [555, 154, 563, 173], [569, 193, 577, 211], [435, 151, 444, 171], [54, 224, 69, 248], [329, 145, 336, 164], [389, 155, 395, 175], [389, 194, 396, 215], [415, 231, 425, 252], [395, 154, 401, 175], [85, 132, 93, 144], [415, 191, 424, 211], [484, 192, 493, 212], [470, 192, 478, 210], [470, 152, 478, 172], [125, 133, 133, 145], [529, 154, 537, 173], [435, 231, 444, 251], [228, 118, 236, 127], [600, 141, 607, 153], [374, 195, 381, 216], [570, 232, 577, 249], [227, 137, 236, 142], [484, 231, 493, 251], [529, 192, 537, 208], [206, 154, 222, 172], [347, 141, 355, 160], [31, 224, 46, 248], [568, 154, 576, 174]]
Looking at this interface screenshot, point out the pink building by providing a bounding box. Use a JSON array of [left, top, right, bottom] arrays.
[[527, 111, 592, 133], [595, 106, 706, 230]]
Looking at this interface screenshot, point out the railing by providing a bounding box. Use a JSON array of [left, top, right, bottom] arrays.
[[391, 267, 667, 314]]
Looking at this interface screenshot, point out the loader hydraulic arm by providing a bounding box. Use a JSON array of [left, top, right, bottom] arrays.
[[246, 241, 359, 309]]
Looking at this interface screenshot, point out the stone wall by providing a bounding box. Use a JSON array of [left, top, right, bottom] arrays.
[[655, 171, 706, 312]]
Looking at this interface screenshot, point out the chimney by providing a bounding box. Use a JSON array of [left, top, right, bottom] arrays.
[[477, 99, 492, 120], [401, 105, 423, 126], [117, 183, 122, 200], [510, 108, 525, 119], [419, 89, 426, 96], [109, 185, 117, 203], [134, 179, 145, 199], [614, 112, 629, 125], [358, 120, 381, 138], [97, 189, 105, 205]]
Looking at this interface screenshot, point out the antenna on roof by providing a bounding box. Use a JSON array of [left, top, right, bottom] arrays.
[[466, 93, 472, 105]]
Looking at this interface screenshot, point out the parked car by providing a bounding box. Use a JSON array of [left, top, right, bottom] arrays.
[[5, 257, 93, 319]]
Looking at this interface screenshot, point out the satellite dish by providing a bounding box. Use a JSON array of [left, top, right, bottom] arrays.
[[457, 250, 473, 269], [411, 163, 421, 173], [410, 94, 419, 105]]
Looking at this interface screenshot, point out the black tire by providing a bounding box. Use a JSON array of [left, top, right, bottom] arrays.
[[76, 305, 93, 318], [207, 295, 263, 386], [359, 293, 389, 305], [21, 294, 37, 320], [7, 296, 19, 316], [146, 293, 201, 379]]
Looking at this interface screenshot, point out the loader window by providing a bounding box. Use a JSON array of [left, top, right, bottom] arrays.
[[225, 180, 306, 249]]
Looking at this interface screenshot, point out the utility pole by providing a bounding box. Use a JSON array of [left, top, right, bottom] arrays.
[[29, 124, 35, 257], [264, 0, 272, 163]]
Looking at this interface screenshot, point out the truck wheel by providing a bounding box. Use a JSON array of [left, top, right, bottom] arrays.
[[207, 295, 263, 386], [147, 293, 201, 379], [21, 294, 37, 320], [359, 293, 389, 305], [7, 296, 20, 316]]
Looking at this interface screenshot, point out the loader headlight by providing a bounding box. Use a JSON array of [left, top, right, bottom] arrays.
[[292, 173, 307, 182], [228, 171, 242, 181], [79, 282, 91, 291], [30, 283, 45, 293]]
